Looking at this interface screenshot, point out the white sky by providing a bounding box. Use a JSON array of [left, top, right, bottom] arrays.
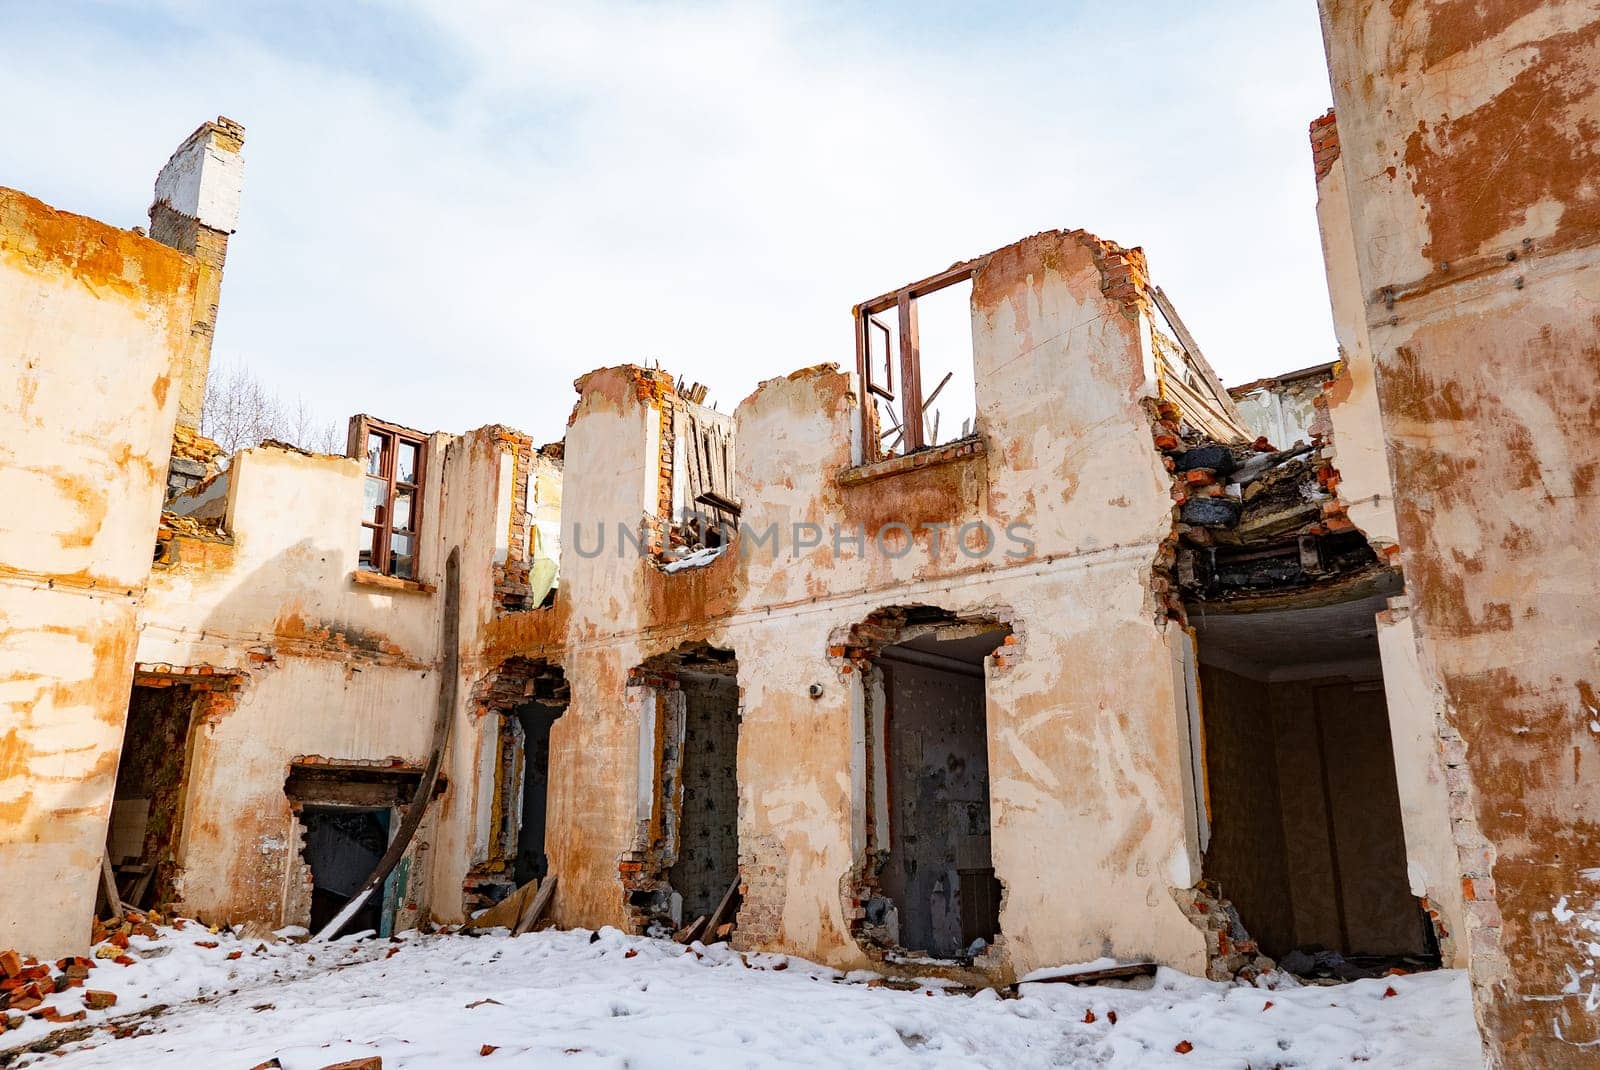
[[0, 1, 1336, 445]]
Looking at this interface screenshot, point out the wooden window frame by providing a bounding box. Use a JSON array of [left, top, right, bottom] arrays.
[[349, 415, 428, 581], [853, 256, 985, 463]]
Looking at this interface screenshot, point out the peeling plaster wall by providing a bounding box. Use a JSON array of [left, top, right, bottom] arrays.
[[138, 430, 512, 928], [1375, 600, 1466, 968], [1232, 376, 1326, 451], [471, 231, 1208, 980], [1316, 3, 1600, 1061], [730, 232, 1205, 979], [427, 377, 660, 933], [1314, 144, 1399, 552], [0, 187, 200, 959], [1312, 115, 1462, 960]]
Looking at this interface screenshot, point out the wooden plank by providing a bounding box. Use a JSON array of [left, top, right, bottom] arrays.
[[920, 371, 954, 415], [1150, 286, 1248, 429], [859, 258, 984, 316], [100, 851, 123, 922], [681, 410, 701, 513], [695, 490, 741, 517], [712, 429, 729, 501], [672, 914, 708, 944], [469, 879, 539, 931], [700, 875, 741, 944], [129, 866, 156, 911], [1161, 372, 1245, 442], [1019, 962, 1158, 986], [512, 874, 557, 935], [897, 291, 924, 451]]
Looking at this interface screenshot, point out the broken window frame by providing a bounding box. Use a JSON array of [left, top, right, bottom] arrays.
[[853, 256, 985, 462], [349, 416, 427, 580]]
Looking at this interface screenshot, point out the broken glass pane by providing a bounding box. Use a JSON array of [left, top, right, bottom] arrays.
[[393, 489, 412, 532], [363, 477, 388, 525], [390, 532, 414, 579], [358, 526, 380, 572], [396, 441, 418, 484], [366, 433, 386, 475]]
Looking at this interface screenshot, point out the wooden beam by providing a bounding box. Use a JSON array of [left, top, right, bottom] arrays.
[[694, 490, 742, 517], [1017, 962, 1158, 986], [920, 371, 954, 415], [859, 258, 984, 316], [672, 914, 708, 944], [512, 874, 557, 936], [700, 875, 741, 944], [100, 851, 123, 922], [1149, 286, 1248, 429], [897, 291, 924, 451]]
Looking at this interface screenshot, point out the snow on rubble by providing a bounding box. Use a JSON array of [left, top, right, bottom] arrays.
[[1, 917, 1481, 1069]]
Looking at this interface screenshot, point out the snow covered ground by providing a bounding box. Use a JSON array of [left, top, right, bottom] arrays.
[[2, 920, 1483, 1069]]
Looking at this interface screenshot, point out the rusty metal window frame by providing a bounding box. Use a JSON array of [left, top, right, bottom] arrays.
[[350, 415, 428, 580], [853, 256, 984, 461]]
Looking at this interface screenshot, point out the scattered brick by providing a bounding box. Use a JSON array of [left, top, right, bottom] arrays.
[[84, 990, 118, 1010]]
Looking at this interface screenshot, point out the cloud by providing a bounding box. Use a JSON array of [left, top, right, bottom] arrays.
[[0, 0, 1334, 443]]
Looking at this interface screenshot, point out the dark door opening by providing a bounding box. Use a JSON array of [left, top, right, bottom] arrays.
[[1191, 591, 1437, 978], [108, 680, 202, 911], [623, 643, 740, 933], [665, 654, 740, 923], [514, 703, 560, 888], [302, 806, 390, 936], [877, 626, 1008, 960]]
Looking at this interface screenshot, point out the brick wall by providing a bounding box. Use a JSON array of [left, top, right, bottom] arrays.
[[1309, 109, 1340, 183]]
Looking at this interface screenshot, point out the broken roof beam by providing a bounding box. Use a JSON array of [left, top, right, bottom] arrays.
[[1150, 285, 1251, 440]]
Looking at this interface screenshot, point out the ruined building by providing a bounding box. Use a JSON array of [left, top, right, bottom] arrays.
[[2, 4, 1597, 1063]]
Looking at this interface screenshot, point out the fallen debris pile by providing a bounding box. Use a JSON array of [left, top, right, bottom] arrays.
[[1148, 396, 1387, 606]]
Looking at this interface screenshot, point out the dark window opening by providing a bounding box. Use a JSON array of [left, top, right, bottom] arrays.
[[1191, 591, 1440, 980], [350, 415, 427, 580]]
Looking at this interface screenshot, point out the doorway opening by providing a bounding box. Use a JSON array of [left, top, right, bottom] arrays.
[[301, 806, 389, 935], [622, 643, 740, 936], [1190, 586, 1441, 979], [285, 761, 421, 937], [106, 669, 238, 913], [840, 606, 1011, 964], [465, 658, 569, 914]]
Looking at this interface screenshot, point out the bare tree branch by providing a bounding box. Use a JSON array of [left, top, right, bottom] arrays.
[[201, 359, 341, 455]]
